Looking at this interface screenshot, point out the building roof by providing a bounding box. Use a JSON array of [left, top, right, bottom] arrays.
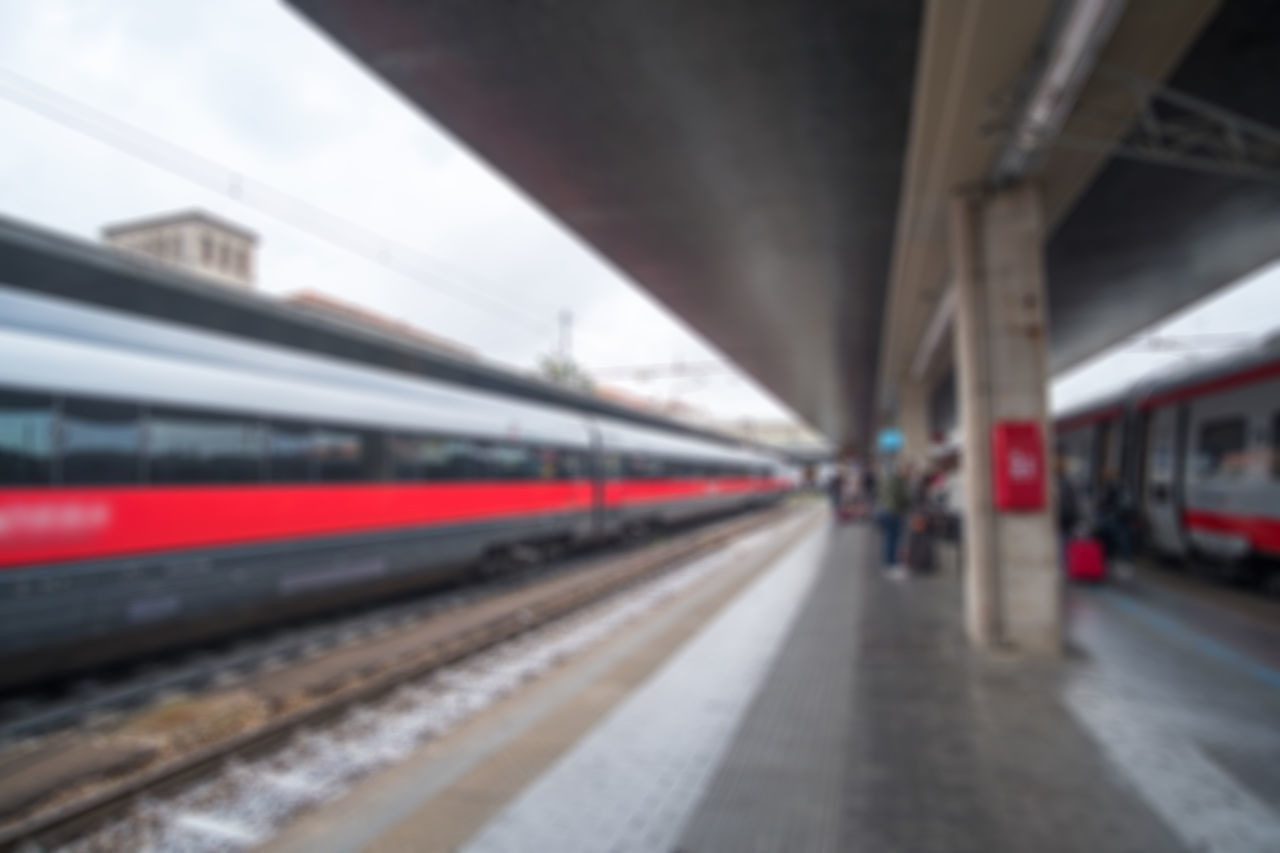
[[283, 290, 478, 361], [101, 209, 259, 244]]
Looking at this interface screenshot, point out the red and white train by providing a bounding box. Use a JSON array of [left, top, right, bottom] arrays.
[[1056, 336, 1280, 583], [0, 285, 792, 687]]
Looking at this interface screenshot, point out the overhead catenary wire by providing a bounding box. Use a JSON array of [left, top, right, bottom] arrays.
[[0, 67, 561, 340], [0, 67, 762, 399]]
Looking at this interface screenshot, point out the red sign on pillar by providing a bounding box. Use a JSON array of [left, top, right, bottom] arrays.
[[990, 421, 1045, 511]]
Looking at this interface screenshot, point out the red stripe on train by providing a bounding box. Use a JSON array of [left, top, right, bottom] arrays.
[[1183, 509, 1280, 556], [1141, 357, 1280, 411], [0, 479, 788, 568]]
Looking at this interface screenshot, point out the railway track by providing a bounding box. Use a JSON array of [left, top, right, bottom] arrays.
[[0, 538, 614, 746], [0, 505, 803, 851], [0, 508, 782, 747]]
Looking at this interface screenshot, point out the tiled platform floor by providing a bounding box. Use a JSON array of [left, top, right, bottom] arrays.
[[474, 519, 1280, 852], [274, 513, 1280, 852]]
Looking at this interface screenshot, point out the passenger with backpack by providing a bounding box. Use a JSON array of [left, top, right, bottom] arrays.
[[878, 460, 912, 579]]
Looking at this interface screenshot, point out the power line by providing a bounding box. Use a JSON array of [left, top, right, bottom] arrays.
[[591, 359, 729, 380], [0, 67, 560, 338], [1120, 333, 1255, 353]]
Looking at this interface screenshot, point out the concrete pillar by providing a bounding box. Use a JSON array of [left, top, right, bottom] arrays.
[[949, 183, 1061, 655], [899, 380, 931, 467]]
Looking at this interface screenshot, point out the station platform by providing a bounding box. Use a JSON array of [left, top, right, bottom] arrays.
[[264, 512, 1280, 853]]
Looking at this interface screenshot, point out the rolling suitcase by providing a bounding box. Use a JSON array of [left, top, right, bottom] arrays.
[[903, 513, 935, 572], [1066, 536, 1106, 582]]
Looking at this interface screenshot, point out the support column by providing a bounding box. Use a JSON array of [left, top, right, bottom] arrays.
[[899, 380, 931, 468], [950, 183, 1061, 655]]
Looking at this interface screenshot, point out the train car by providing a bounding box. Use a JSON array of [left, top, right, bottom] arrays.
[[0, 286, 790, 686], [1054, 337, 1280, 584], [1053, 389, 1130, 509], [1133, 342, 1280, 569]]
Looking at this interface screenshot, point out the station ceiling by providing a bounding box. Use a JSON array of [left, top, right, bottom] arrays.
[[290, 0, 1279, 445]]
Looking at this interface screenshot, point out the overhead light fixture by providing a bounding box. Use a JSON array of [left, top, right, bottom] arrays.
[[992, 0, 1127, 184], [910, 283, 957, 382]]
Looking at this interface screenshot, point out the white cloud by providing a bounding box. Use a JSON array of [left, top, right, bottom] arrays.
[[0, 0, 798, 423]]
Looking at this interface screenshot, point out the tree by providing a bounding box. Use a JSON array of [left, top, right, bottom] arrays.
[[537, 353, 595, 393]]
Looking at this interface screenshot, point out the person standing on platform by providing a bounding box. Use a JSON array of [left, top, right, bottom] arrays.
[[878, 459, 912, 580], [1056, 455, 1081, 572], [827, 468, 846, 512], [1097, 470, 1134, 579]]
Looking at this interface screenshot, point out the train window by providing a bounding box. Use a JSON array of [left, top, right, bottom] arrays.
[[388, 434, 425, 480], [62, 398, 143, 484], [438, 438, 478, 479], [536, 447, 558, 480], [557, 448, 589, 480], [313, 428, 371, 481], [149, 410, 265, 483], [0, 390, 55, 485], [267, 423, 314, 481], [390, 434, 475, 480], [602, 452, 622, 479], [1196, 417, 1247, 479], [626, 454, 664, 479], [480, 442, 539, 480]]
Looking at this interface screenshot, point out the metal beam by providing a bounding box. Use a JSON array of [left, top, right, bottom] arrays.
[[1053, 65, 1280, 184]]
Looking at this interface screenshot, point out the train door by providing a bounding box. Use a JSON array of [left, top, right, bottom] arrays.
[[1143, 404, 1186, 555], [1099, 419, 1122, 482], [1057, 425, 1094, 509], [1092, 422, 1109, 492], [1132, 410, 1150, 512]]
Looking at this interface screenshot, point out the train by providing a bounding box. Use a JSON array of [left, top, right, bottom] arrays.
[[0, 284, 793, 688], [1055, 334, 1280, 585]]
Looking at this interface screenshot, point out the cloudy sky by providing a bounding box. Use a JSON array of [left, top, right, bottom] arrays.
[[0, 1, 1276, 430]]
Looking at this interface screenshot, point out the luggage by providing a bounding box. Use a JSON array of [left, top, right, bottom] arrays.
[[903, 513, 935, 572], [837, 496, 870, 524], [1066, 536, 1106, 582]]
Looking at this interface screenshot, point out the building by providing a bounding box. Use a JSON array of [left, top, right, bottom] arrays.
[[102, 210, 258, 289], [284, 290, 478, 361]]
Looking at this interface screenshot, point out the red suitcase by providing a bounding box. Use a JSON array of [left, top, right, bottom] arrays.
[[1066, 537, 1106, 582]]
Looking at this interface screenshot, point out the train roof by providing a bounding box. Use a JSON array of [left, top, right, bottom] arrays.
[[1054, 388, 1130, 430], [0, 285, 777, 465], [1131, 337, 1280, 409], [1053, 334, 1280, 425], [0, 323, 593, 447], [0, 214, 784, 456]]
